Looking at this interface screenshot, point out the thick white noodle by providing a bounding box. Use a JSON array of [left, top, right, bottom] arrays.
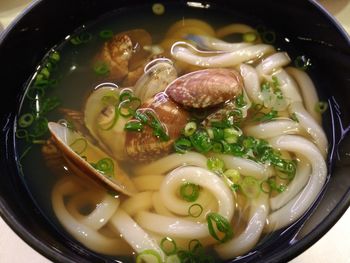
[[66, 191, 119, 230], [244, 119, 302, 139], [134, 211, 210, 239], [290, 101, 328, 157], [211, 153, 274, 180], [240, 64, 263, 104], [273, 69, 302, 104], [215, 193, 269, 259], [52, 178, 131, 255], [266, 135, 327, 231], [134, 151, 207, 175], [286, 67, 322, 124], [110, 208, 166, 261], [160, 166, 234, 220], [270, 158, 311, 211], [186, 34, 253, 51], [152, 192, 174, 216], [171, 42, 275, 68], [256, 52, 291, 77], [120, 191, 153, 216]]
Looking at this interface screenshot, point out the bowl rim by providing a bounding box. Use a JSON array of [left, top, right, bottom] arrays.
[[0, 0, 349, 262]]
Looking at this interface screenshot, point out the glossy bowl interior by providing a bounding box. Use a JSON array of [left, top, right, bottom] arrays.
[[0, 0, 350, 262]]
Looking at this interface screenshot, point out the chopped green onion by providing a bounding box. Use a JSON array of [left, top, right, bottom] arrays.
[[254, 110, 278, 123], [124, 120, 143, 132], [212, 142, 223, 153], [49, 51, 60, 63], [243, 32, 257, 43], [174, 137, 192, 153], [93, 62, 110, 76], [180, 182, 200, 202], [71, 32, 92, 45], [188, 203, 203, 218], [18, 113, 34, 128], [144, 110, 169, 141], [99, 30, 114, 39], [207, 156, 225, 173], [262, 31, 276, 44], [30, 116, 49, 138], [211, 127, 224, 141], [235, 93, 247, 108], [40, 96, 61, 114], [160, 237, 177, 255], [69, 138, 88, 155], [291, 112, 299, 122], [294, 55, 312, 70], [118, 97, 141, 117], [16, 129, 30, 141], [119, 89, 133, 102], [224, 169, 241, 183], [136, 249, 162, 263], [240, 176, 260, 199], [184, 122, 197, 137], [190, 130, 212, 153], [188, 239, 203, 254], [152, 3, 165, 15], [27, 86, 45, 100], [206, 212, 233, 243], [315, 101, 328, 114], [135, 111, 150, 124], [223, 127, 239, 144], [92, 158, 114, 177]]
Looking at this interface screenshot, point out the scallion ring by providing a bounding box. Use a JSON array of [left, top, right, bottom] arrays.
[[99, 30, 114, 39], [184, 122, 197, 137], [160, 237, 177, 255], [15, 129, 30, 141], [124, 120, 143, 132], [240, 176, 260, 199], [18, 113, 34, 128], [207, 156, 225, 173], [180, 182, 200, 202], [93, 62, 110, 76], [136, 249, 162, 263], [206, 212, 233, 243], [93, 158, 114, 177], [242, 32, 257, 43], [188, 203, 203, 218], [174, 137, 192, 153], [69, 138, 88, 155], [315, 101, 328, 114], [262, 31, 276, 44]]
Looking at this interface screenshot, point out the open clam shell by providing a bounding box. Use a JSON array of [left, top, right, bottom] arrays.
[[48, 122, 138, 196]]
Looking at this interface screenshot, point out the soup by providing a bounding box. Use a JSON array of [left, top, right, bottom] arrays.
[[16, 3, 328, 262]]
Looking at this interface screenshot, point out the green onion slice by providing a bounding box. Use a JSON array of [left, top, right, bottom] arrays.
[[190, 130, 212, 153], [180, 182, 200, 202], [93, 61, 110, 76], [207, 156, 225, 173], [174, 137, 192, 153], [262, 31, 276, 44], [92, 158, 114, 177], [136, 249, 162, 263], [124, 120, 143, 132], [188, 203, 203, 218], [206, 212, 233, 243], [315, 101, 328, 114], [240, 176, 260, 199], [69, 138, 88, 155], [18, 113, 34, 128], [184, 122, 197, 137], [99, 30, 114, 39], [160, 237, 177, 255], [243, 32, 257, 43]]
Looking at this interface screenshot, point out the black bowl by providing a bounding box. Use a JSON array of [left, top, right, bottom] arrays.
[[0, 0, 350, 262]]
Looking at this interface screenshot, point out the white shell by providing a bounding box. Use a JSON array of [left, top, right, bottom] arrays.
[[84, 83, 129, 160], [48, 122, 137, 196]]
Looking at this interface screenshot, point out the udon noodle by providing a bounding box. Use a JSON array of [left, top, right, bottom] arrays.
[[33, 17, 328, 262]]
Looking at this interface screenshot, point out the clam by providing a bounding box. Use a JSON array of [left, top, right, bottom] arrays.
[[125, 92, 189, 162], [84, 83, 129, 161], [48, 122, 138, 196], [165, 68, 243, 108], [133, 58, 177, 103]]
